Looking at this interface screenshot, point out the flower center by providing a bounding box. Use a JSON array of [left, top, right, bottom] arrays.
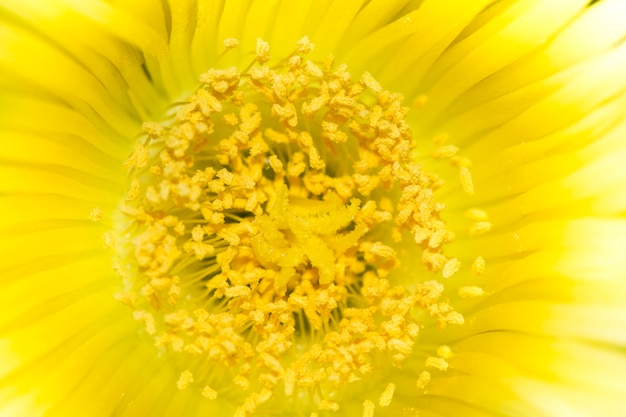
[[112, 37, 486, 416]]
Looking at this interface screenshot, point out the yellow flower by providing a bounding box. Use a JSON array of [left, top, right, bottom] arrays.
[[2, 1, 626, 416]]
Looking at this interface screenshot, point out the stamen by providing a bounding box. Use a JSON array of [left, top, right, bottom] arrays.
[[224, 38, 240, 50], [362, 400, 375, 417], [255, 38, 270, 64], [378, 383, 396, 407], [472, 256, 486, 275], [469, 221, 493, 237], [176, 370, 194, 390], [436, 345, 453, 359], [458, 286, 485, 298], [202, 385, 218, 399], [465, 208, 488, 221], [459, 166, 474, 195], [425, 356, 449, 371], [416, 371, 431, 390], [89, 207, 103, 222], [318, 400, 340, 411]]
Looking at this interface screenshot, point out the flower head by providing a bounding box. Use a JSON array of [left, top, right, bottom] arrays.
[[2, 1, 626, 416]]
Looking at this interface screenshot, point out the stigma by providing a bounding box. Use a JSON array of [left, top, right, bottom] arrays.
[[113, 36, 484, 415]]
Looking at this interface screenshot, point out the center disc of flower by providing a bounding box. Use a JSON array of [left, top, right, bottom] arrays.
[[114, 37, 475, 415]]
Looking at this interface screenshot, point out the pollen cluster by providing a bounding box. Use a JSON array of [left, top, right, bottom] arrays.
[[113, 37, 481, 415]]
